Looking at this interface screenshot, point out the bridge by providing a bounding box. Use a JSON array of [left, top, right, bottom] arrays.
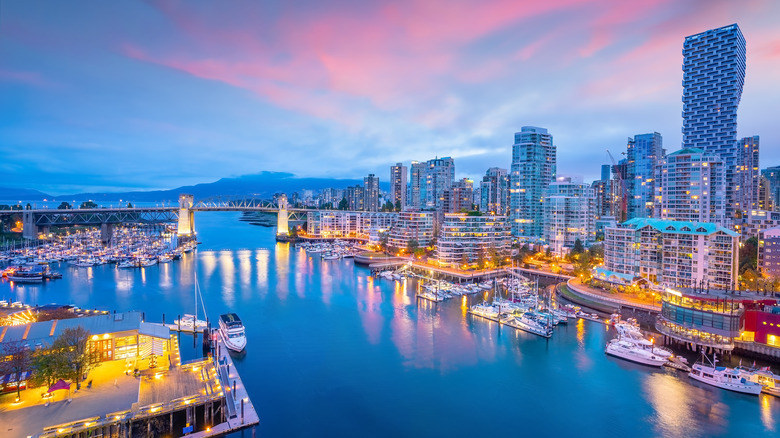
[[0, 194, 309, 242]]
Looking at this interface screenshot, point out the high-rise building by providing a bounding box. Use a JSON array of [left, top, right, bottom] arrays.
[[318, 188, 344, 209], [682, 24, 746, 222], [544, 176, 595, 256], [591, 179, 616, 219], [422, 157, 455, 210], [345, 185, 364, 211], [509, 127, 556, 238], [626, 133, 664, 219], [443, 178, 473, 214], [480, 167, 509, 215], [600, 164, 611, 183], [408, 161, 426, 208], [363, 174, 379, 212], [734, 136, 760, 219], [655, 148, 726, 225], [390, 163, 408, 210], [763, 166, 780, 210], [388, 211, 435, 250], [758, 175, 774, 211]]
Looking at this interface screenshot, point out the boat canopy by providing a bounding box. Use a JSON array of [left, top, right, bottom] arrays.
[[220, 313, 243, 328]]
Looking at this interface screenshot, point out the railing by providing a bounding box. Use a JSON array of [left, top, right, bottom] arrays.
[[655, 321, 735, 350]]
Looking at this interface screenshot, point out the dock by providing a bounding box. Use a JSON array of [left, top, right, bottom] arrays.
[[20, 332, 258, 438]]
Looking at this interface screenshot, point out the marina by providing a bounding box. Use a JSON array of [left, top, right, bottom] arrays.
[[1, 212, 779, 437]]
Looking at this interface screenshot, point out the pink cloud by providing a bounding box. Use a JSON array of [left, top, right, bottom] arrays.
[[0, 69, 56, 88]]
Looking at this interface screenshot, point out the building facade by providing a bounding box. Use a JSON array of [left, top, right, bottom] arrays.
[[479, 167, 509, 215], [306, 211, 397, 239], [363, 174, 380, 212], [543, 176, 594, 256], [390, 163, 408, 209], [604, 218, 739, 290], [421, 157, 455, 210], [762, 166, 780, 211], [387, 211, 435, 250], [735, 136, 760, 219], [760, 226, 780, 278], [408, 161, 426, 208], [443, 178, 474, 214], [436, 213, 511, 268], [626, 132, 663, 219], [510, 126, 556, 238], [345, 185, 364, 211], [654, 147, 726, 225]]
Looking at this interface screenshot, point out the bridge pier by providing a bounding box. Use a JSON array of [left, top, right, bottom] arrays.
[[101, 223, 114, 244], [22, 210, 37, 240], [177, 194, 195, 242], [276, 194, 289, 241]]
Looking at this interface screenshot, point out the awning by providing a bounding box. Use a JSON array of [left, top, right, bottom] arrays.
[[139, 322, 171, 340], [48, 379, 71, 393]]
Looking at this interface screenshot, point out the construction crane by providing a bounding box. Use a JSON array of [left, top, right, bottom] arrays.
[[607, 150, 628, 222]]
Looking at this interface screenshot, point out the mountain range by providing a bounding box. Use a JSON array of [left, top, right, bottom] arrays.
[[0, 172, 391, 202]]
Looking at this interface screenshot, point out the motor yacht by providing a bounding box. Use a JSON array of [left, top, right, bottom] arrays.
[[219, 313, 247, 352], [605, 339, 668, 367], [689, 354, 762, 395]]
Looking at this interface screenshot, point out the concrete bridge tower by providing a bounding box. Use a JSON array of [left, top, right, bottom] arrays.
[[177, 194, 195, 240], [276, 194, 289, 240]]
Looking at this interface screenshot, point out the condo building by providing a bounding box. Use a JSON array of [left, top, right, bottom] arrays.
[[436, 213, 511, 268], [654, 148, 726, 225], [479, 167, 509, 215], [389, 163, 408, 209], [387, 211, 435, 250], [509, 127, 556, 238], [543, 176, 595, 256]]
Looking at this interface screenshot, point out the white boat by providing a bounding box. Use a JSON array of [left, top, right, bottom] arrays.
[[322, 253, 340, 260], [605, 339, 668, 367], [417, 289, 444, 302], [7, 269, 44, 283], [118, 260, 136, 269], [736, 366, 780, 397], [74, 258, 96, 267], [505, 313, 553, 338], [615, 322, 673, 359], [158, 254, 173, 263], [469, 302, 500, 320], [140, 258, 157, 267], [688, 354, 762, 395], [219, 313, 247, 352]]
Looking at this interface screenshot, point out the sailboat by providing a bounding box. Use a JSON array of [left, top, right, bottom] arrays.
[[173, 274, 208, 333]]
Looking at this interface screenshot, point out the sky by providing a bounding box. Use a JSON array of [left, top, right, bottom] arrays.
[[1, 0, 779, 195]]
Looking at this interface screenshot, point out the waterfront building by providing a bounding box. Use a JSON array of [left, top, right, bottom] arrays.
[[345, 185, 364, 211], [479, 167, 509, 215], [443, 178, 473, 214], [408, 161, 426, 208], [742, 209, 780, 241], [604, 218, 738, 291], [762, 166, 780, 210], [734, 136, 760, 219], [543, 176, 595, 256], [390, 163, 408, 209], [306, 211, 397, 239], [594, 216, 617, 242], [421, 157, 455, 210], [654, 147, 726, 225], [363, 174, 380, 212], [387, 211, 435, 251], [657, 290, 744, 354], [436, 213, 510, 268], [510, 126, 556, 238], [759, 226, 780, 278], [682, 24, 746, 223], [626, 132, 664, 219]]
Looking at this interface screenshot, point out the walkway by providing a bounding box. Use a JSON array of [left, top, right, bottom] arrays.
[[565, 278, 660, 313]]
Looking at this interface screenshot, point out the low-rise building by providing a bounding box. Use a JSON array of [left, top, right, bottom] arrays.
[[387, 211, 434, 251], [436, 213, 510, 268], [306, 211, 397, 239], [604, 218, 739, 291]]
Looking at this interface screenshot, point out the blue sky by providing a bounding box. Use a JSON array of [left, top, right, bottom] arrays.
[[1, 0, 779, 195]]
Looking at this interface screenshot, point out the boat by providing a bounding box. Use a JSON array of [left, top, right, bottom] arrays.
[[219, 313, 247, 352], [118, 260, 136, 269], [605, 339, 668, 367], [174, 314, 208, 333], [688, 353, 762, 395], [7, 266, 44, 283], [505, 313, 553, 338], [322, 253, 340, 260], [736, 365, 780, 397], [469, 302, 500, 320], [614, 322, 674, 359]]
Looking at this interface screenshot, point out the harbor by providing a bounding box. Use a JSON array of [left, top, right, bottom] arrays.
[[1, 212, 779, 437]]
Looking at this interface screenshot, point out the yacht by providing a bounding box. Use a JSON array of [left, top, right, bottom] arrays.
[[689, 354, 762, 395], [469, 302, 500, 320], [417, 289, 444, 303], [505, 313, 553, 338], [736, 366, 780, 397], [174, 314, 208, 333], [219, 313, 247, 352], [615, 322, 674, 359], [7, 266, 44, 283], [605, 339, 668, 367]]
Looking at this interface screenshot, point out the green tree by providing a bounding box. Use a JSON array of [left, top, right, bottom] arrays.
[[57, 202, 72, 210], [379, 232, 389, 251], [338, 197, 349, 211], [571, 238, 584, 255], [79, 201, 98, 209], [31, 350, 68, 389], [394, 200, 401, 212], [126, 202, 133, 208], [25, 203, 32, 210], [381, 201, 394, 212], [51, 327, 101, 389], [739, 236, 758, 273], [589, 243, 604, 260], [0, 341, 32, 400], [406, 239, 419, 254], [320, 202, 333, 210]]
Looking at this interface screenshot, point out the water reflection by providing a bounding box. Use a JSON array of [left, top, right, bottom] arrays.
[[760, 394, 775, 432], [274, 242, 290, 301], [218, 251, 236, 307], [255, 249, 270, 295], [643, 373, 728, 436]]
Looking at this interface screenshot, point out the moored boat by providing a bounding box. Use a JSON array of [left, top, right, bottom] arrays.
[[605, 339, 668, 367], [219, 313, 247, 352], [688, 354, 762, 395]]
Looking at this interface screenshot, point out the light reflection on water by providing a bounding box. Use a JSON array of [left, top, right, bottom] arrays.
[[2, 212, 779, 437]]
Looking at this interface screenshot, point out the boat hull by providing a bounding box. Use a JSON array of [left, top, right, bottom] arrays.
[[688, 373, 762, 395]]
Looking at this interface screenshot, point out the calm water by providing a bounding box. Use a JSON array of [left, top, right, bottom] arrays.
[[2, 212, 779, 437]]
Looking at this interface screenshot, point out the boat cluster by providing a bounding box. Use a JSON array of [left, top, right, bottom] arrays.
[[0, 226, 197, 282], [296, 240, 360, 260]]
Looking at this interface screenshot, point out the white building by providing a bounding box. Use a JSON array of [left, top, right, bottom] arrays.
[[603, 218, 739, 291], [436, 213, 511, 268], [510, 126, 556, 238], [306, 211, 397, 239], [543, 176, 594, 256], [390, 163, 408, 209], [387, 211, 435, 251]]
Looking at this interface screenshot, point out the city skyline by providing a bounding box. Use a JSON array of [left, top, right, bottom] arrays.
[[2, 1, 780, 195]]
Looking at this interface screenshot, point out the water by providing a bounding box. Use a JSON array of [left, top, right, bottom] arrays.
[[2, 212, 778, 437]]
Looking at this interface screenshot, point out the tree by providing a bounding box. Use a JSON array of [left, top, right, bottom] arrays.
[[31, 350, 68, 389], [739, 237, 758, 273], [394, 200, 401, 212], [319, 202, 333, 210], [0, 341, 32, 400], [57, 202, 72, 210], [572, 238, 585, 255], [406, 239, 419, 254], [51, 327, 101, 389], [338, 197, 349, 211], [126, 202, 133, 208], [379, 232, 389, 252], [588, 243, 604, 260], [381, 201, 394, 212], [79, 201, 98, 209], [25, 203, 32, 210]]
